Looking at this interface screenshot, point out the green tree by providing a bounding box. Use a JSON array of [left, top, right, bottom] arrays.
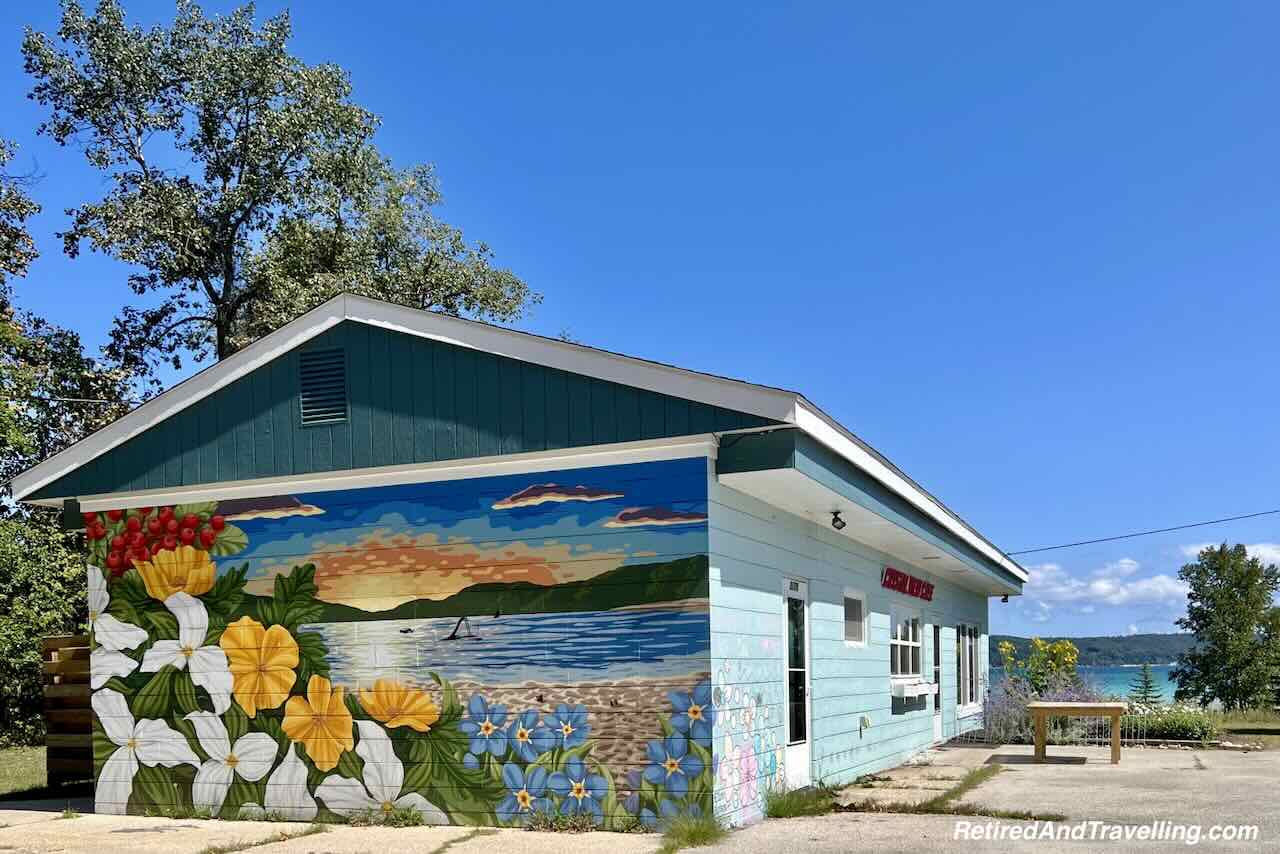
[[1128, 663, 1163, 707], [1172, 544, 1280, 711], [0, 140, 40, 288], [0, 518, 87, 745], [23, 0, 536, 387]]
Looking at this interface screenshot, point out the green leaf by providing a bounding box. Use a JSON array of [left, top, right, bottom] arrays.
[[132, 666, 176, 719], [174, 502, 218, 521], [224, 701, 249, 744], [100, 675, 135, 696], [174, 669, 200, 716], [335, 747, 363, 781], [221, 777, 262, 819], [203, 563, 247, 619], [210, 524, 248, 556], [296, 630, 330, 684], [130, 765, 177, 812], [145, 609, 178, 639]]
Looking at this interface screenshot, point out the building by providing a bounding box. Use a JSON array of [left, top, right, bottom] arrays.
[[14, 293, 1025, 827]]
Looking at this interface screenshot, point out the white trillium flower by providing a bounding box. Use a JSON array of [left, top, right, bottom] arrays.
[[92, 688, 200, 815], [88, 565, 147, 651], [139, 592, 233, 713], [185, 711, 279, 815], [315, 721, 448, 824], [239, 746, 318, 821]]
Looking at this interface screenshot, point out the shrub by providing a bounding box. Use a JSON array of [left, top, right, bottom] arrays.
[[0, 520, 87, 746], [998, 637, 1080, 694], [983, 671, 1105, 745], [1123, 704, 1219, 742]]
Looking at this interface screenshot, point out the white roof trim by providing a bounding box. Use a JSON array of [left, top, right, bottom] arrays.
[[10, 292, 1024, 583]]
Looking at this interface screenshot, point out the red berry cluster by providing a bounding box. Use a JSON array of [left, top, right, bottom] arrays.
[[84, 507, 226, 576]]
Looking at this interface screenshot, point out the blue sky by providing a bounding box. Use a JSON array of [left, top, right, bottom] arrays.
[[4, 2, 1278, 636]]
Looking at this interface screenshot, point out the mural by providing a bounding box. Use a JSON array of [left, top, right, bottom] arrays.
[[711, 642, 784, 825], [85, 457, 715, 827]]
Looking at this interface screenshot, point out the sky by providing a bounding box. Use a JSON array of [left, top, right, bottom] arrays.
[[3, 2, 1278, 637]]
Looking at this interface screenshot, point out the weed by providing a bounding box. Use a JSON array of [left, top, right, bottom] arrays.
[[197, 823, 327, 854], [657, 814, 728, 854], [763, 785, 835, 818], [144, 804, 214, 820], [58, 805, 80, 819], [345, 806, 425, 827]]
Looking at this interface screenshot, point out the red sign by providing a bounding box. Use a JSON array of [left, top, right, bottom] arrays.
[[881, 566, 934, 601]]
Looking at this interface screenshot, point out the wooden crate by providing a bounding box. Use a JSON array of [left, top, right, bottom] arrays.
[[43, 634, 92, 787]]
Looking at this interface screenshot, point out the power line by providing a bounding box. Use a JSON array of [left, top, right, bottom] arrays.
[[0, 395, 142, 406], [1008, 508, 1280, 555]]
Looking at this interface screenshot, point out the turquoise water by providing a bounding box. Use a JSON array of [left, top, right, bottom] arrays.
[[993, 665, 1177, 702]]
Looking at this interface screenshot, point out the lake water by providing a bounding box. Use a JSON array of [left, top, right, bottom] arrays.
[[992, 664, 1178, 702], [305, 607, 712, 686]]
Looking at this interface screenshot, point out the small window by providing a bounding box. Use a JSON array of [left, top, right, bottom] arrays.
[[957, 624, 982, 707], [890, 609, 921, 678], [299, 348, 348, 425], [843, 590, 866, 645]]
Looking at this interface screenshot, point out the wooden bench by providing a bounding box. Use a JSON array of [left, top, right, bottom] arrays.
[[1027, 701, 1128, 764]]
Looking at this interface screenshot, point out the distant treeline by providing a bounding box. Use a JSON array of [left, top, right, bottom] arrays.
[[992, 633, 1195, 667]]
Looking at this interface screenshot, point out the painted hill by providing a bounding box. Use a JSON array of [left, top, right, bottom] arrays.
[[252, 554, 710, 623], [992, 633, 1195, 667]]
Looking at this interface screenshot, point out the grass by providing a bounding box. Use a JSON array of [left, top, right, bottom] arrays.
[[58, 805, 80, 819], [144, 805, 215, 820], [1210, 708, 1280, 749], [197, 823, 327, 854], [656, 814, 728, 854], [763, 784, 836, 818], [0, 747, 46, 798], [345, 805, 426, 827]]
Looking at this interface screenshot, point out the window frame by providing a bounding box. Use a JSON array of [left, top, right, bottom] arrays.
[[842, 588, 867, 648], [889, 606, 922, 680], [956, 623, 983, 711]]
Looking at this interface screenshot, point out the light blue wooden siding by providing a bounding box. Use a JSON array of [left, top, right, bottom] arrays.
[[31, 321, 776, 500], [709, 477, 990, 827]]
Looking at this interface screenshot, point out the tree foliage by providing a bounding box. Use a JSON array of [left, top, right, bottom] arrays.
[[0, 518, 87, 745], [23, 0, 536, 387], [1128, 663, 1163, 707], [1172, 544, 1280, 711], [0, 140, 40, 288]]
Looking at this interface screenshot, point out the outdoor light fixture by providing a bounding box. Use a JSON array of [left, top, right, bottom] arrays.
[[831, 511, 846, 531], [1001, 594, 1009, 603]]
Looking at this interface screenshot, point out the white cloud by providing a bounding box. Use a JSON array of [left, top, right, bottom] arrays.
[[1024, 561, 1188, 607], [1179, 543, 1212, 558], [1092, 558, 1139, 578], [1126, 624, 1139, 636]]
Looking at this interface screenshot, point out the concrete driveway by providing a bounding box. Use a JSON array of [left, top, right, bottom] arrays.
[[1, 744, 1273, 853]]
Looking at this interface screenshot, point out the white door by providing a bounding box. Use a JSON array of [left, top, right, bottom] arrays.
[[931, 622, 943, 742], [784, 578, 811, 789]]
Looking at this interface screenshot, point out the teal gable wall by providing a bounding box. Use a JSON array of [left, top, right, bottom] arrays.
[[708, 475, 989, 827], [32, 321, 775, 500]]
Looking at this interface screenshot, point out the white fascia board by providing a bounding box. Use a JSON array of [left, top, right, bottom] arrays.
[[344, 295, 799, 422], [49, 435, 718, 512], [10, 295, 350, 502], [792, 400, 1029, 583]]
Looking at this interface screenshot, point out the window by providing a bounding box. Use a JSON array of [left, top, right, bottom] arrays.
[[889, 610, 921, 678], [843, 590, 866, 646], [957, 624, 981, 707]]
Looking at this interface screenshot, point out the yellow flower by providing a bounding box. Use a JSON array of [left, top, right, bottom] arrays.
[[134, 545, 216, 600], [359, 679, 440, 732], [283, 675, 355, 772], [219, 616, 299, 717]]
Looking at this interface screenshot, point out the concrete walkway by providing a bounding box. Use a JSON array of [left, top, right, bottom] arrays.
[[2, 744, 1275, 853]]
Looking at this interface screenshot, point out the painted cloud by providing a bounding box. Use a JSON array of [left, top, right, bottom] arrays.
[[604, 507, 708, 528], [492, 484, 624, 509]]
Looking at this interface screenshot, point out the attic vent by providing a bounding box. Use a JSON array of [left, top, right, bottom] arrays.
[[299, 348, 347, 425]]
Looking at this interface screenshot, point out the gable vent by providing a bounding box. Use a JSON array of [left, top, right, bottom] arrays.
[[299, 348, 347, 425]]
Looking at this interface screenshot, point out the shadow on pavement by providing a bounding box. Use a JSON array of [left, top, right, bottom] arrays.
[[985, 753, 1087, 765]]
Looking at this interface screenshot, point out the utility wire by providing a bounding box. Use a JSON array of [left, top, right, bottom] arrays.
[[1008, 508, 1280, 555]]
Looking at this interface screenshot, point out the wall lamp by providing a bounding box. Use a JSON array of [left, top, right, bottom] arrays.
[[831, 511, 846, 531], [1001, 594, 1009, 603]]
